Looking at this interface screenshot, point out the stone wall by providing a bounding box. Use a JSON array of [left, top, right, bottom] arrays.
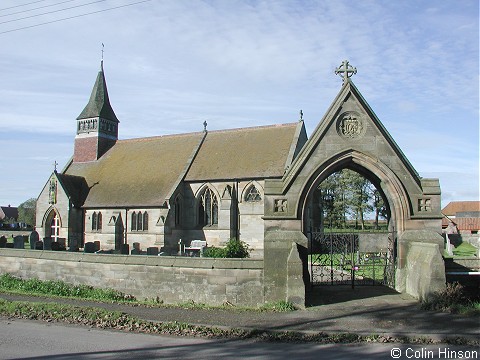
[[404, 242, 446, 300], [0, 249, 264, 306]]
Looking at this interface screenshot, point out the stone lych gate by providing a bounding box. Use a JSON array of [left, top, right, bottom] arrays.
[[263, 61, 444, 306]]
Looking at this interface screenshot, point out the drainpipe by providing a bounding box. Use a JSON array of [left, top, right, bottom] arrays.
[[124, 208, 129, 246]]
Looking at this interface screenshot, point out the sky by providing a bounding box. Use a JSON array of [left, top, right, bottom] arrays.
[[0, 0, 478, 209]]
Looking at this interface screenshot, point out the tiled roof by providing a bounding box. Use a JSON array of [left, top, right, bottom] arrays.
[[0, 206, 18, 220], [443, 217, 480, 231], [62, 122, 302, 208], [64, 132, 204, 207], [185, 123, 299, 181], [56, 173, 89, 208], [441, 201, 480, 216]]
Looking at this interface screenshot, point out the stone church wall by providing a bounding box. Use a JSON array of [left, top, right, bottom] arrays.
[[0, 249, 264, 306]]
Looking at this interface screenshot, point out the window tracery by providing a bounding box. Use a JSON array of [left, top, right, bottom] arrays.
[[245, 185, 262, 202], [199, 188, 218, 226]]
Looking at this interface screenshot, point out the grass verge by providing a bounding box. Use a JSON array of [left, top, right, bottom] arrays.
[[0, 299, 477, 345], [0, 273, 295, 312]]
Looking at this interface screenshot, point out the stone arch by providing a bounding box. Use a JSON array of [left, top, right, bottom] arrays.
[[195, 183, 221, 227], [240, 180, 264, 203], [42, 207, 62, 240], [298, 149, 411, 234]]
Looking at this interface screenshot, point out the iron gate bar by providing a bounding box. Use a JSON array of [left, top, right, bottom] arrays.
[[308, 230, 396, 288]]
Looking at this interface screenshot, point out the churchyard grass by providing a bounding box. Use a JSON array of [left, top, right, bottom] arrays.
[[421, 282, 480, 316], [0, 273, 295, 311], [444, 242, 478, 258], [0, 273, 135, 303]]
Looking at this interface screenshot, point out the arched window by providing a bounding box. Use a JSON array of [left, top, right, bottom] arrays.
[[91, 212, 102, 231], [131, 211, 148, 231], [50, 212, 60, 241], [137, 211, 143, 231], [199, 188, 218, 226], [143, 212, 148, 231], [174, 196, 181, 226], [245, 184, 262, 202], [131, 212, 137, 231]]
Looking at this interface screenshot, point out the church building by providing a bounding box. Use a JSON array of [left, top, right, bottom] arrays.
[[35, 60, 445, 303], [35, 60, 307, 257]]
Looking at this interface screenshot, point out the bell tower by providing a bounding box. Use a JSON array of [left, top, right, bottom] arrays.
[[73, 60, 119, 163]]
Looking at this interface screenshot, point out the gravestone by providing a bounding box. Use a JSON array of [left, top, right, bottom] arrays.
[[35, 241, 43, 250], [94, 241, 100, 252], [84, 242, 95, 253], [131, 242, 141, 255], [43, 237, 52, 250], [29, 230, 39, 249], [147, 247, 159, 256], [0, 236, 7, 248], [13, 235, 24, 249]]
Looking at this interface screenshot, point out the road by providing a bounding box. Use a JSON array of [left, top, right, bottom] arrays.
[[1, 318, 479, 360]]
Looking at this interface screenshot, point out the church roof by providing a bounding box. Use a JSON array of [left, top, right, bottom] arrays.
[[64, 132, 204, 207], [55, 173, 89, 208], [185, 123, 300, 181], [76, 62, 119, 122], [63, 122, 302, 208]]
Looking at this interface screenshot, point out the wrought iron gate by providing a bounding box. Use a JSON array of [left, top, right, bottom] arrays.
[[308, 230, 396, 288]]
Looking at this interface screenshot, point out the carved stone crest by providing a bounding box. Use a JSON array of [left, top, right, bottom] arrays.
[[337, 112, 365, 139]]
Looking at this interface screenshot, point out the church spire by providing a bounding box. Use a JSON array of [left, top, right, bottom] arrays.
[[76, 61, 118, 123], [73, 59, 119, 163]]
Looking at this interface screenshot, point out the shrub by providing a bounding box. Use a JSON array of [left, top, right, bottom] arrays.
[[203, 238, 251, 258], [421, 282, 468, 312]]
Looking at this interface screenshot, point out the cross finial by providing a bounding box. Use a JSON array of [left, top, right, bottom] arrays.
[[335, 60, 357, 84], [203, 120, 208, 132], [299, 109, 303, 121], [100, 43, 105, 70], [53, 160, 58, 172]]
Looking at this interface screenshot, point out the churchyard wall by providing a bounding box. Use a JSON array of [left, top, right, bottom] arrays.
[[0, 249, 264, 306]]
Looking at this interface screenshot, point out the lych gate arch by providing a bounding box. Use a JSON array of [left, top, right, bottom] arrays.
[[263, 65, 443, 306], [299, 150, 412, 235]]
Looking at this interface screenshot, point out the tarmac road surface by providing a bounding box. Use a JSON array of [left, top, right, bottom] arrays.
[[1, 318, 479, 360]]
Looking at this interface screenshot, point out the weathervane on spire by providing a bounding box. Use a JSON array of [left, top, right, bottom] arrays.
[[299, 109, 303, 121], [100, 43, 105, 70], [335, 60, 357, 84], [53, 160, 58, 172], [203, 120, 208, 132]]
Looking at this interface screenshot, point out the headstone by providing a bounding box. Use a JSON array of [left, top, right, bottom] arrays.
[[51, 242, 60, 251], [0, 236, 7, 248], [131, 242, 141, 255], [29, 231, 39, 249], [35, 241, 43, 250], [147, 247, 159, 256], [121, 243, 129, 255], [94, 241, 100, 252], [84, 242, 95, 253], [57, 238, 66, 250], [6, 243, 14, 248], [13, 235, 24, 249], [43, 237, 52, 250]]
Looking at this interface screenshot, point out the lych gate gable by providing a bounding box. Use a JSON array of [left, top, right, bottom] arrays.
[[262, 71, 443, 306], [264, 80, 442, 233]]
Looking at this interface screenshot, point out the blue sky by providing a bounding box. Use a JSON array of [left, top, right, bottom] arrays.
[[0, 0, 478, 208]]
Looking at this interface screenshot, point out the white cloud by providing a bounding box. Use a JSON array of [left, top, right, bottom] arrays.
[[0, 0, 478, 207]]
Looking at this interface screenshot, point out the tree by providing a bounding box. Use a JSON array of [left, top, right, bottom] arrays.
[[317, 169, 387, 230], [17, 198, 36, 228]]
